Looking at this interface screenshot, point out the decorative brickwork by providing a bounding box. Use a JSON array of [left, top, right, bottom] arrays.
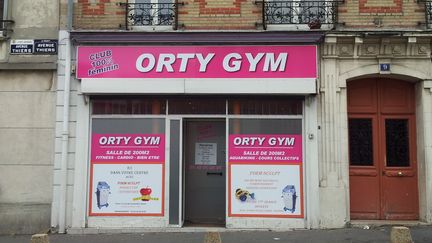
[[74, 0, 126, 30], [180, 0, 260, 30], [194, 0, 246, 15], [359, 0, 402, 14], [80, 0, 111, 16], [338, 0, 425, 29]]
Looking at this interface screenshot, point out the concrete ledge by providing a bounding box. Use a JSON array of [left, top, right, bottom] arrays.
[[349, 220, 429, 228], [0, 62, 57, 70], [67, 227, 276, 234]]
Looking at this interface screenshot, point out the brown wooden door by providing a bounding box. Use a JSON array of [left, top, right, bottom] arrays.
[[348, 78, 418, 220]]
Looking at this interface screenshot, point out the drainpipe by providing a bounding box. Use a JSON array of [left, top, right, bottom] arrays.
[[58, 0, 73, 234], [2, 0, 9, 33], [3, 0, 9, 19]]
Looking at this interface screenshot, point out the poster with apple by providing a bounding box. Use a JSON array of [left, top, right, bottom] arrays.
[[89, 133, 165, 216], [89, 163, 164, 216]]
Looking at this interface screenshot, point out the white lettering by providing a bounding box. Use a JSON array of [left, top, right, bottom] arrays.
[[263, 53, 288, 72], [245, 53, 265, 72], [177, 53, 195, 72], [223, 53, 242, 72], [99, 137, 108, 145], [134, 137, 142, 145], [156, 53, 176, 72], [268, 137, 276, 146], [196, 53, 215, 72], [136, 53, 156, 72]]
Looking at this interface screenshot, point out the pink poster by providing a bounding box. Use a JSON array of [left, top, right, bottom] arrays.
[[228, 134, 302, 163], [91, 134, 165, 163], [228, 134, 303, 218], [77, 45, 317, 79], [89, 133, 166, 216]]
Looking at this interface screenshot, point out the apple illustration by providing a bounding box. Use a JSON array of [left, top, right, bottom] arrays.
[[140, 187, 152, 201]]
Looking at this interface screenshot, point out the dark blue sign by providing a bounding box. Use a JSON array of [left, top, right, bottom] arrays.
[[34, 39, 58, 55], [10, 40, 34, 54], [380, 63, 391, 72]]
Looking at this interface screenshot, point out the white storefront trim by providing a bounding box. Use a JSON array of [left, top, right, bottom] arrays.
[[81, 78, 317, 95]]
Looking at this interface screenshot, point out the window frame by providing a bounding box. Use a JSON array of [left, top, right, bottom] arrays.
[[127, 0, 175, 31], [263, 0, 337, 31]]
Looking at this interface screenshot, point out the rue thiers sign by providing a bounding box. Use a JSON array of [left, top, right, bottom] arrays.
[[76, 46, 317, 79]]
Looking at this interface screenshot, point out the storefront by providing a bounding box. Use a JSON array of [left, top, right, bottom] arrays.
[[60, 33, 322, 231]]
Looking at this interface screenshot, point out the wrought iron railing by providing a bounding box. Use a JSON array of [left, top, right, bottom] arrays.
[[119, 1, 181, 30], [423, 0, 432, 28], [260, 0, 343, 30]]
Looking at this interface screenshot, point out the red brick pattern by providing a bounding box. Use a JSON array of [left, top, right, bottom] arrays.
[[80, 0, 111, 16], [74, 0, 125, 29], [179, 0, 260, 30], [194, 0, 246, 15], [359, 0, 402, 14], [338, 0, 424, 28]]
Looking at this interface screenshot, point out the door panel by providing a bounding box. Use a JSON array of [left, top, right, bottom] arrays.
[[381, 116, 418, 219], [348, 116, 380, 220], [184, 120, 226, 225], [380, 80, 415, 114], [347, 79, 377, 113], [348, 79, 418, 220]]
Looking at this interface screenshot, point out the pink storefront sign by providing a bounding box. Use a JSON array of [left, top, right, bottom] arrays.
[[91, 134, 165, 163], [77, 45, 317, 79], [228, 134, 302, 163]]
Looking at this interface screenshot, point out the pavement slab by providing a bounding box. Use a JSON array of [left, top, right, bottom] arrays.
[[0, 226, 431, 243]]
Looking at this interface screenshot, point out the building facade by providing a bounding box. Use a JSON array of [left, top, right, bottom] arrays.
[[0, 0, 59, 234], [50, 0, 432, 233]]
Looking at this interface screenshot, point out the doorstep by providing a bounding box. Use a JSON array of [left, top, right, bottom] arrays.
[[349, 220, 429, 228]]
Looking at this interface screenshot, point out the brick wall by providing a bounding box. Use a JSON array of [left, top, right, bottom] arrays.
[[71, 0, 428, 31], [338, 0, 426, 29], [74, 0, 125, 30], [179, 0, 260, 30], [71, 0, 260, 30]]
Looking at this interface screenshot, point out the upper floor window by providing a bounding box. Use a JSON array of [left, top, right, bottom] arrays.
[[262, 0, 341, 30], [123, 0, 178, 30]]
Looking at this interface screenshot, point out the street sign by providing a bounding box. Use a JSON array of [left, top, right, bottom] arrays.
[[34, 39, 58, 55], [10, 40, 34, 54]]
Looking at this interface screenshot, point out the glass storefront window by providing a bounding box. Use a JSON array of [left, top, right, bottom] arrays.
[[228, 118, 304, 218], [92, 98, 166, 115], [168, 97, 226, 114], [89, 118, 166, 216], [228, 98, 303, 115], [229, 118, 302, 135]]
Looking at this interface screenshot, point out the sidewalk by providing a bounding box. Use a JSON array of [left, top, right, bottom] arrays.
[[1, 226, 431, 243]]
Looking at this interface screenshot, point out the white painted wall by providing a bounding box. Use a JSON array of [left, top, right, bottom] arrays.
[[0, 70, 56, 234]]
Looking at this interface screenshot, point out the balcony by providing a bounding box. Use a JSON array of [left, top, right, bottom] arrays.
[[259, 0, 343, 30], [119, 2, 181, 30]]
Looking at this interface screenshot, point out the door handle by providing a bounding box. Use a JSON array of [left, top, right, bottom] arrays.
[[382, 171, 414, 177], [207, 172, 223, 176]]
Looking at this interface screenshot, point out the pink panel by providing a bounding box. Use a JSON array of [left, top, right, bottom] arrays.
[[228, 134, 302, 163], [91, 134, 165, 163], [77, 46, 317, 79]]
